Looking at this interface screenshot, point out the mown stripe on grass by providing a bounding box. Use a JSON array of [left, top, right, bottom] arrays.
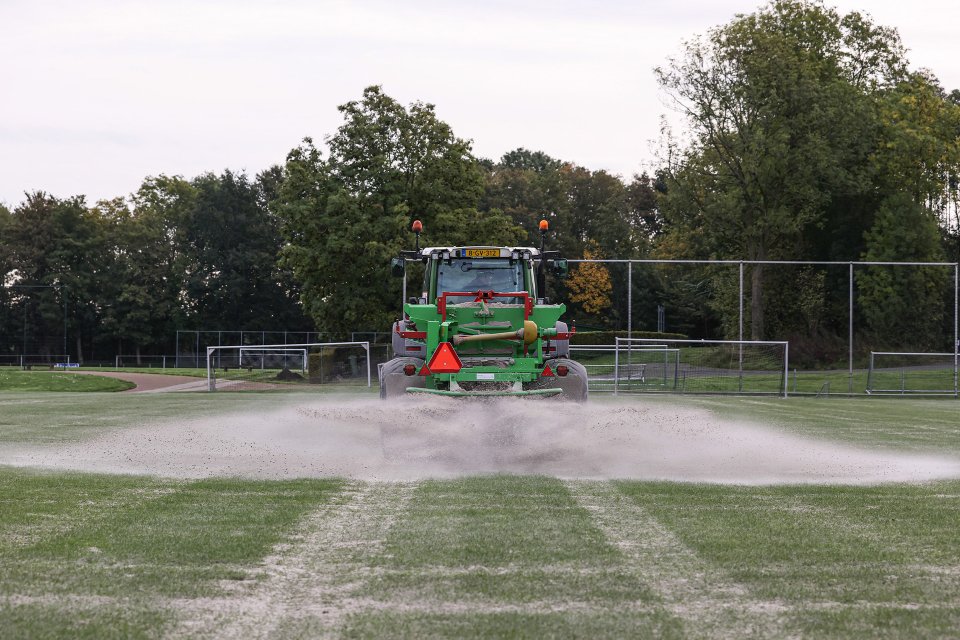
[[340, 610, 685, 639], [339, 476, 681, 639], [0, 469, 174, 554], [379, 475, 619, 567], [354, 475, 657, 607], [616, 481, 960, 638], [172, 481, 414, 640], [7, 476, 343, 599], [0, 469, 345, 640], [570, 480, 785, 640], [0, 600, 171, 640]]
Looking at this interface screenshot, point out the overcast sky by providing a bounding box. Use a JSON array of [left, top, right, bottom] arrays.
[[1, 0, 958, 208]]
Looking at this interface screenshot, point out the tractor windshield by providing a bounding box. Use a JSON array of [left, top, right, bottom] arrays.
[[437, 258, 525, 299]]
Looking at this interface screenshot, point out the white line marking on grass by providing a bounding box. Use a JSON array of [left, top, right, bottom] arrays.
[[565, 480, 785, 639], [169, 481, 414, 640]]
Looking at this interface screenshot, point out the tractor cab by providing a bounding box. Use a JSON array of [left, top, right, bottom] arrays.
[[413, 247, 549, 306]]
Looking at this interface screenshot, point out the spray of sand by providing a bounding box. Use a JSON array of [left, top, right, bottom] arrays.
[[4, 396, 959, 484]]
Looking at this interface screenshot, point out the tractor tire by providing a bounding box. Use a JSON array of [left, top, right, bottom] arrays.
[[551, 358, 589, 403], [379, 357, 426, 400], [524, 358, 589, 403]]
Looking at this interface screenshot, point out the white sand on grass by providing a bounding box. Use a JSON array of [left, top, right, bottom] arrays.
[[4, 396, 959, 485]]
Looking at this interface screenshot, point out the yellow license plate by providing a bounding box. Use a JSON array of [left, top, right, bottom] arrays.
[[464, 249, 500, 258]]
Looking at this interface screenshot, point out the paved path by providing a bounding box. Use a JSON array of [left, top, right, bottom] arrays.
[[65, 370, 208, 392]]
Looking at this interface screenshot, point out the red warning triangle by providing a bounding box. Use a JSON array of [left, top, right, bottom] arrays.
[[427, 342, 463, 374], [541, 364, 555, 377]]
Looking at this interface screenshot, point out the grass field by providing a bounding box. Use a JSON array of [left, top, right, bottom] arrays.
[[1, 393, 959, 638], [0, 370, 134, 392]]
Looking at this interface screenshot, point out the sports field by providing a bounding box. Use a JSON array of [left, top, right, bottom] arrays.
[[1, 387, 960, 639]]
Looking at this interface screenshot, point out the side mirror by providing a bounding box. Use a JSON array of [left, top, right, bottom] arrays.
[[391, 257, 405, 277], [550, 259, 569, 278]]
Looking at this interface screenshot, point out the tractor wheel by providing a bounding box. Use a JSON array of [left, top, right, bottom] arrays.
[[547, 358, 589, 403], [379, 357, 426, 400]]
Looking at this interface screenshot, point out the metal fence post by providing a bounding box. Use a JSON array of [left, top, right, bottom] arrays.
[[365, 342, 371, 387], [627, 261, 632, 375], [206, 347, 214, 391], [739, 262, 744, 391], [849, 262, 854, 394], [738, 262, 744, 343], [614, 337, 620, 396], [627, 261, 632, 338]]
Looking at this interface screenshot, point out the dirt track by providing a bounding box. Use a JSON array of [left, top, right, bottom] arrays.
[[65, 370, 209, 392], [5, 396, 959, 485]]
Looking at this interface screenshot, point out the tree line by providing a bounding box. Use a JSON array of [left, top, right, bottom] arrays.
[[2, 0, 959, 364]]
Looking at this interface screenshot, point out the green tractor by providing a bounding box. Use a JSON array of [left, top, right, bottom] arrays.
[[379, 220, 588, 401]]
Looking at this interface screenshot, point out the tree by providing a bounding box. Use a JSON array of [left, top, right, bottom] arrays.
[[326, 86, 485, 224], [482, 149, 667, 327], [180, 170, 306, 330], [655, 0, 907, 339], [566, 242, 613, 319], [3, 193, 106, 361], [481, 149, 569, 247], [119, 176, 197, 353], [872, 71, 960, 231], [856, 193, 947, 348], [275, 88, 522, 337]]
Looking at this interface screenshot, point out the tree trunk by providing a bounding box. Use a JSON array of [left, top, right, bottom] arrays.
[[75, 335, 84, 365]]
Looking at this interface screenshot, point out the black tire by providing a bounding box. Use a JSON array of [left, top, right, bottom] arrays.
[[524, 358, 589, 403], [551, 358, 589, 403], [379, 357, 426, 400]]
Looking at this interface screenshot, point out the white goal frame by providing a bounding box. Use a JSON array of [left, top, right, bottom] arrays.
[[206, 342, 371, 391], [866, 351, 960, 396], [613, 337, 790, 397]]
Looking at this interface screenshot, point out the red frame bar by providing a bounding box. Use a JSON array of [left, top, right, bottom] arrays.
[[394, 323, 427, 340]]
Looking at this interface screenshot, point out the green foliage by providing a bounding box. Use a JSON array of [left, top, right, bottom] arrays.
[[655, 0, 908, 339], [97, 171, 307, 356], [856, 193, 948, 348], [181, 170, 306, 329], [481, 150, 661, 329], [872, 71, 960, 212], [96, 182, 192, 356], [2, 192, 103, 360], [274, 87, 523, 337]]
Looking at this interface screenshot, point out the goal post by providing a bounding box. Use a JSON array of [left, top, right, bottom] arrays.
[[206, 342, 371, 392], [866, 352, 959, 396], [614, 337, 789, 397]]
